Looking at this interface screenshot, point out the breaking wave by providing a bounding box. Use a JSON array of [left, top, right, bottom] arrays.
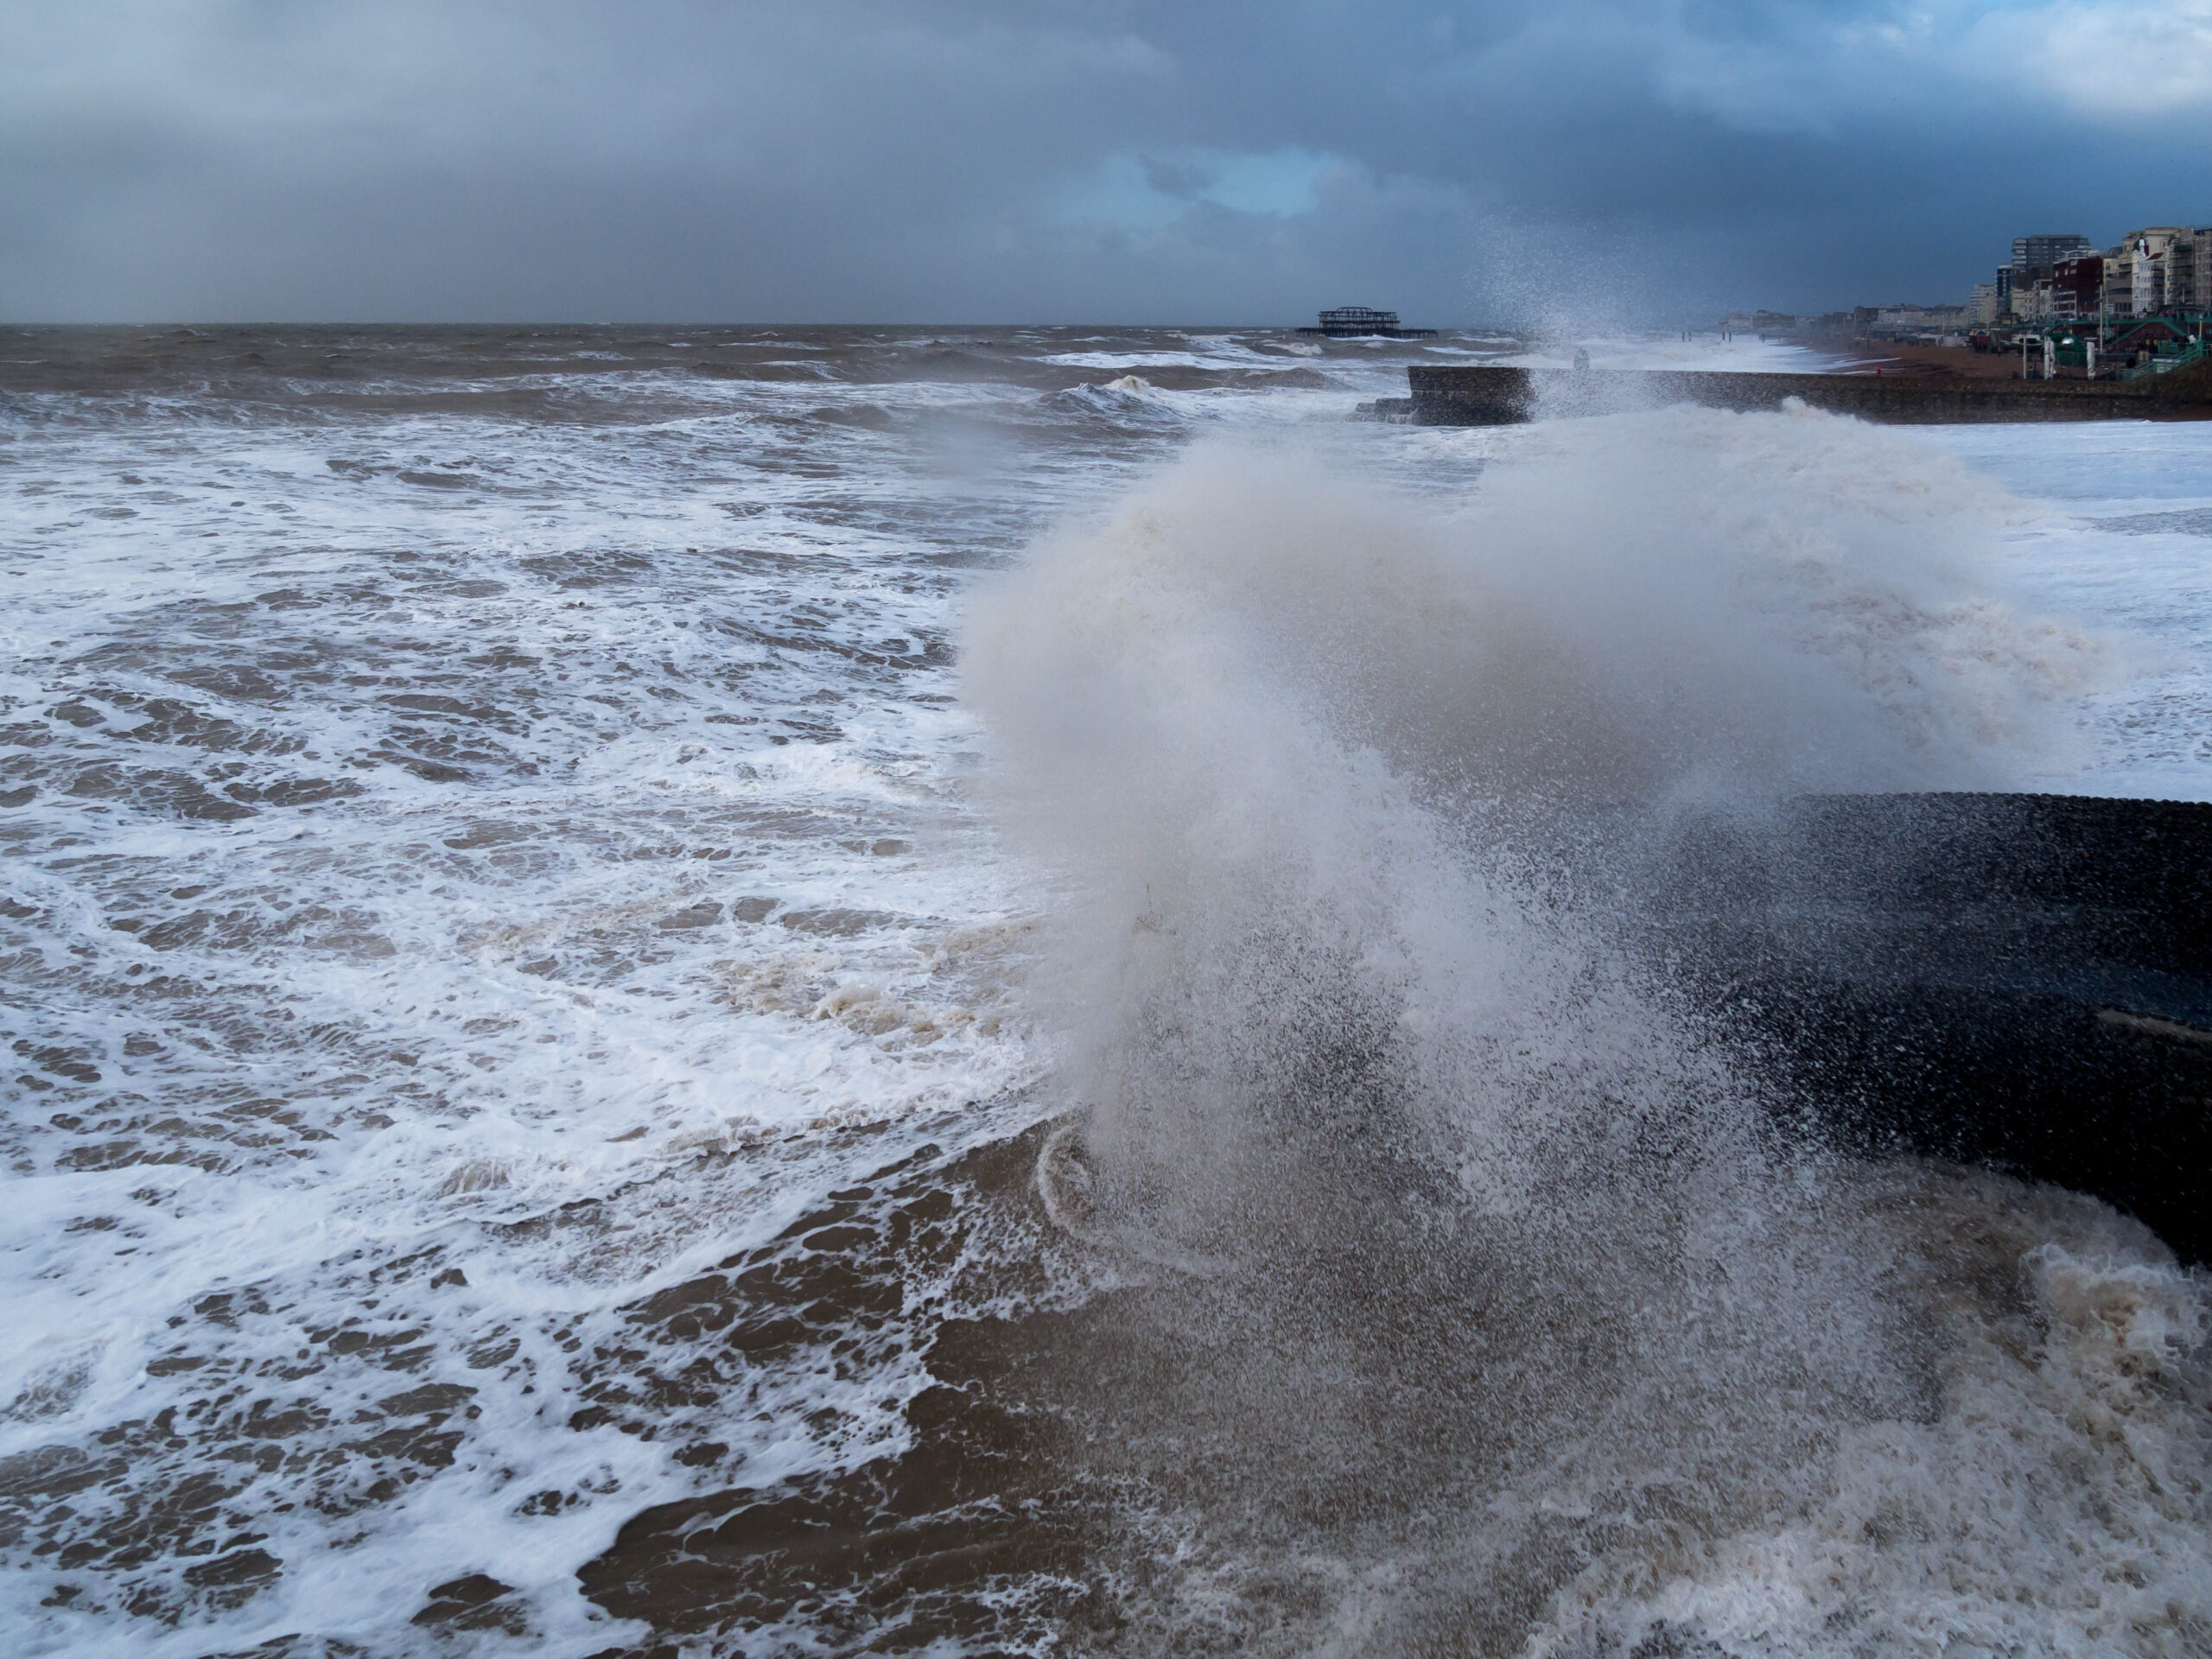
[[960, 410, 2206, 1655]]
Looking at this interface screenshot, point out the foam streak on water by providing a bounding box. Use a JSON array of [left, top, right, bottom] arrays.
[[0, 324, 1416, 1655], [1, 327, 2208, 1656]]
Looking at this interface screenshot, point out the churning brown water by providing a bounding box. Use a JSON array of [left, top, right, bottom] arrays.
[[2, 325, 2207, 1657]]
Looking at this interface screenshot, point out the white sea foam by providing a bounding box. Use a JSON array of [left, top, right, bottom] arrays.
[[1906, 418, 2212, 799], [1493, 333, 1837, 374], [0, 352, 1058, 1655], [1529, 1198, 2212, 1658], [2, 330, 2207, 1655]]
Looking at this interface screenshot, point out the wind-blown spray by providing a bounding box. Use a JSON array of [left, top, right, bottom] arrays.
[[962, 410, 2205, 1656]]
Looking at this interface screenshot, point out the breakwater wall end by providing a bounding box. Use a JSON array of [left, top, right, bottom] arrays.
[[1407, 365, 2209, 425], [1653, 792, 2212, 1265]]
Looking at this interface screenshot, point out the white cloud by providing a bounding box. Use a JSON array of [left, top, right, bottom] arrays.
[[1648, 0, 2212, 132], [1974, 0, 2212, 118]]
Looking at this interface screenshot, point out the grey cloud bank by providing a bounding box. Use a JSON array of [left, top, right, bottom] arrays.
[[3, 0, 2208, 325]]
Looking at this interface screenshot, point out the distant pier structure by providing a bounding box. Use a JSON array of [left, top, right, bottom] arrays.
[[1297, 306, 1438, 340]]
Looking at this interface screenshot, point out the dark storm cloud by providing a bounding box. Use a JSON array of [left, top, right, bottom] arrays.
[[1, 0, 2207, 323]]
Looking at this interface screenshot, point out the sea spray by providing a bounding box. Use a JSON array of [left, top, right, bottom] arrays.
[[960, 411, 2204, 1654], [962, 411, 2104, 1207], [3, 322, 2202, 1656]]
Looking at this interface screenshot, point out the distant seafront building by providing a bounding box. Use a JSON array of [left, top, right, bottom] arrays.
[[1732, 219, 2208, 362], [1850, 303, 1971, 341], [1296, 306, 1439, 340], [2012, 232, 2095, 271], [2000, 232, 2095, 321], [2172, 237, 2209, 313], [2105, 229, 2181, 317], [1996, 226, 2210, 324]]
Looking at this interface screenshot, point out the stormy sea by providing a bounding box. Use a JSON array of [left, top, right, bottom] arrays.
[[3, 324, 2208, 1658]]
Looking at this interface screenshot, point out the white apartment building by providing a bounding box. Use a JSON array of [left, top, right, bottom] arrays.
[[2107, 227, 2188, 316]]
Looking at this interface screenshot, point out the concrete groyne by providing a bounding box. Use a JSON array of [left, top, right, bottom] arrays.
[[1404, 362, 2212, 424], [1649, 792, 2212, 1265]]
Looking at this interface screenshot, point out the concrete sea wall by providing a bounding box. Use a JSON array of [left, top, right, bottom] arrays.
[[1650, 792, 2212, 1265], [1407, 364, 2212, 424]]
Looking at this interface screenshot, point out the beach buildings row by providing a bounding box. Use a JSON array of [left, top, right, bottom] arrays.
[[1721, 224, 2211, 346], [1990, 227, 2212, 324]]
